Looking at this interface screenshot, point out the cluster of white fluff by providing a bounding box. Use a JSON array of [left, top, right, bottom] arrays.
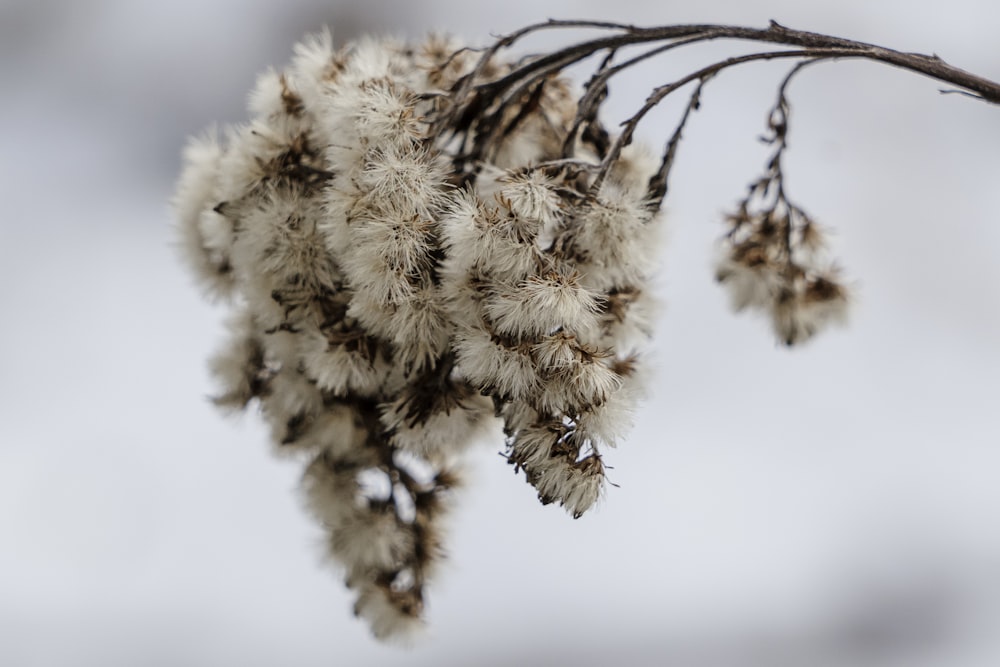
[[716, 198, 849, 346], [176, 30, 662, 639]]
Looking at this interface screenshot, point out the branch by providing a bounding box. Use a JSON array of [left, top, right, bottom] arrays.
[[470, 20, 1000, 104]]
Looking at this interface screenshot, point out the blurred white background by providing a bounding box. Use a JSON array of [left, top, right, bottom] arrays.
[[1, 1, 998, 665]]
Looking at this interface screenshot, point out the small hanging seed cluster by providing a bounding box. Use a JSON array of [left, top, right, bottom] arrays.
[[714, 89, 849, 345], [176, 32, 661, 639], [715, 188, 850, 346]]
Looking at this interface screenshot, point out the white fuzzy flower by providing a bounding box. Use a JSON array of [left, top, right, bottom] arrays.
[[357, 144, 447, 213], [299, 328, 388, 398], [531, 331, 580, 371], [500, 399, 540, 437], [531, 454, 605, 519], [575, 379, 638, 447], [343, 255, 417, 308], [328, 504, 414, 575], [301, 453, 369, 529], [603, 144, 660, 199], [497, 170, 564, 229], [174, 133, 234, 297], [593, 286, 659, 353], [507, 420, 561, 471], [566, 192, 661, 291], [292, 403, 369, 458], [714, 253, 783, 312], [260, 365, 324, 446], [349, 78, 426, 147], [288, 29, 337, 112], [353, 584, 425, 644], [248, 68, 293, 120], [348, 206, 434, 275], [208, 310, 266, 410], [452, 325, 538, 400], [339, 36, 408, 82], [343, 289, 401, 342], [538, 355, 622, 414], [387, 287, 452, 372], [440, 191, 542, 282], [235, 200, 334, 292], [770, 274, 850, 346], [484, 271, 599, 338], [381, 391, 494, 464]]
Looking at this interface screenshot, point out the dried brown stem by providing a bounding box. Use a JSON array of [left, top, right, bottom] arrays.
[[644, 75, 710, 211], [441, 20, 998, 194], [591, 48, 862, 192], [474, 20, 1000, 104]]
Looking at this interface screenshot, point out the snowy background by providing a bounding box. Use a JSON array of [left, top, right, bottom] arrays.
[[1, 0, 998, 665]]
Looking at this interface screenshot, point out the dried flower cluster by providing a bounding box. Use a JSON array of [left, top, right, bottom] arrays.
[[176, 20, 999, 640], [715, 65, 849, 345], [176, 31, 659, 639]]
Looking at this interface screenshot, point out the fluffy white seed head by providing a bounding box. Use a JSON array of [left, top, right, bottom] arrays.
[[248, 68, 292, 120], [174, 133, 235, 297], [208, 310, 266, 410], [357, 144, 447, 210], [593, 286, 659, 353], [497, 170, 564, 230], [531, 453, 605, 519], [381, 391, 495, 464], [232, 197, 335, 295], [288, 29, 337, 112], [260, 365, 324, 447], [299, 328, 389, 398], [531, 331, 580, 371], [602, 144, 660, 199], [538, 355, 622, 414], [566, 192, 661, 291], [715, 254, 783, 312], [353, 584, 425, 644], [484, 271, 599, 339], [575, 378, 638, 447], [301, 454, 367, 528], [343, 289, 402, 341], [508, 420, 561, 471], [292, 403, 370, 458], [387, 287, 452, 372], [351, 78, 426, 147], [453, 324, 538, 400], [440, 191, 543, 283], [770, 274, 850, 346], [329, 504, 415, 575]]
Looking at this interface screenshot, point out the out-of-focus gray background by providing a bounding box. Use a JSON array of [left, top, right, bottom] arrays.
[[1, 1, 997, 665]]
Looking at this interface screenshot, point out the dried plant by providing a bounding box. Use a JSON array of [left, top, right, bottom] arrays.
[[174, 21, 999, 640]]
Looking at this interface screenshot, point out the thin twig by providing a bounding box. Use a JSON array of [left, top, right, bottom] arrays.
[[592, 48, 865, 191], [465, 21, 1000, 104], [644, 75, 712, 211]]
